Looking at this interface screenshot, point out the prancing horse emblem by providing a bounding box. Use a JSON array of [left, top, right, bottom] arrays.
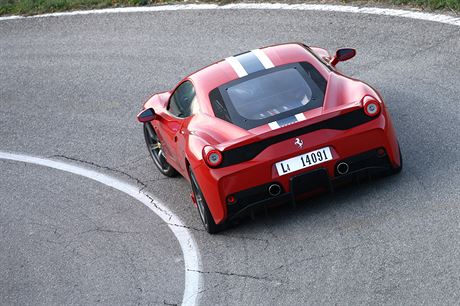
[[294, 138, 303, 149]]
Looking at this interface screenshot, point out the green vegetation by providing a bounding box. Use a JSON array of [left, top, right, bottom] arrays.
[[372, 0, 459, 11], [0, 0, 165, 16], [0, 0, 458, 16]]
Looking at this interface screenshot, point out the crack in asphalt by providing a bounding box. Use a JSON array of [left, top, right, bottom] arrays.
[[49, 154, 179, 219], [46, 154, 285, 245], [50, 154, 149, 188], [47, 153, 289, 291], [187, 269, 280, 284], [80, 227, 148, 235], [168, 222, 206, 232], [142, 193, 176, 222], [48, 154, 208, 232]]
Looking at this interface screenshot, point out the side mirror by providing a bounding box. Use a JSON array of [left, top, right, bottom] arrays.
[[330, 48, 356, 66], [137, 108, 156, 122]]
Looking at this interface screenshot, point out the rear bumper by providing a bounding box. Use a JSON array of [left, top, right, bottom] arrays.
[[226, 148, 393, 221], [192, 108, 401, 224]]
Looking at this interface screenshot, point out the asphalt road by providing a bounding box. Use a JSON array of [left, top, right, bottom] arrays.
[[1, 8, 459, 305]]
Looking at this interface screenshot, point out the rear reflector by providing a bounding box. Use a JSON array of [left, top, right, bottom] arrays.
[[226, 195, 236, 204]]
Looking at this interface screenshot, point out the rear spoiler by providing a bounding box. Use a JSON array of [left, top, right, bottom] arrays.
[[216, 106, 372, 168]]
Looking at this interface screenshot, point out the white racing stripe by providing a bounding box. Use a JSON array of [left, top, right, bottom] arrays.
[[225, 56, 248, 77], [295, 113, 307, 122], [0, 3, 459, 27], [251, 49, 275, 69], [0, 151, 202, 306], [268, 121, 281, 130]]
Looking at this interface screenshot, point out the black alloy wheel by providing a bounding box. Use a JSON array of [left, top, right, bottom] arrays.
[[189, 167, 223, 234], [144, 123, 177, 177]]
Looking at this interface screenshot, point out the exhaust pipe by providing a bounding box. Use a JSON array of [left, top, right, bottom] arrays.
[[337, 162, 349, 175], [268, 184, 281, 197]]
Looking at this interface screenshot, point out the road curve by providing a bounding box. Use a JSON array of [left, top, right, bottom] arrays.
[[0, 152, 202, 306], [1, 6, 459, 305]]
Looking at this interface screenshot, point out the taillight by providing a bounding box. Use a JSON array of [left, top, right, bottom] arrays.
[[203, 146, 222, 167], [226, 195, 236, 204], [362, 96, 381, 117]]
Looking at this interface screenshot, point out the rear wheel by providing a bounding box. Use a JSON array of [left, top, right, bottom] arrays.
[[143, 123, 177, 177], [391, 144, 403, 174], [189, 168, 224, 234]]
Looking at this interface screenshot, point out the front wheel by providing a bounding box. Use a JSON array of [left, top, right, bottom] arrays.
[[189, 168, 224, 234], [143, 123, 177, 177]]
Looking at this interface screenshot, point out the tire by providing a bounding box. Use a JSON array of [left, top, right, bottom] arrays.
[[143, 123, 177, 177], [189, 167, 224, 234], [391, 144, 403, 174]]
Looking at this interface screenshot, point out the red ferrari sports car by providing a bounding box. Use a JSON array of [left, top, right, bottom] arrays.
[[137, 43, 402, 233]]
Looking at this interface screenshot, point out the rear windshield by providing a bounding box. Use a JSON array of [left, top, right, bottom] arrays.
[[209, 62, 327, 130]]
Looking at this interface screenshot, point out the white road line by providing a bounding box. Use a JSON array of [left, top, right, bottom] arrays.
[[0, 3, 459, 26], [0, 151, 202, 306], [0, 3, 457, 304]]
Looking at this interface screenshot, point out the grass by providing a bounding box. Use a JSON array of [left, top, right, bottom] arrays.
[[0, 0, 459, 16], [0, 0, 165, 16], [373, 0, 459, 11]]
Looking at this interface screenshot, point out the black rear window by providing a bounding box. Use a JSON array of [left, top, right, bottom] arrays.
[[209, 62, 327, 130]]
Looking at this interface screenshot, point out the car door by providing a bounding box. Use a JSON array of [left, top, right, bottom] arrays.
[[158, 80, 198, 173]]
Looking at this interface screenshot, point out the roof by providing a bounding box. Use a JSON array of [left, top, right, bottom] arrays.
[[188, 43, 331, 102]]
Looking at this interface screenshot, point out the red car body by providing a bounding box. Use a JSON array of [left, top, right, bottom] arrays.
[[138, 43, 402, 231]]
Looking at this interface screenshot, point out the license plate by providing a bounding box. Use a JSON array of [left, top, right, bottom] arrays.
[[275, 147, 333, 176]]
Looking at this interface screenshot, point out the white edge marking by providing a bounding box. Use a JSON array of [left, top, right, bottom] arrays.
[[0, 1, 458, 302], [0, 3, 459, 27], [295, 113, 307, 122], [251, 49, 275, 69], [268, 121, 280, 130], [225, 56, 248, 78], [0, 151, 202, 306]]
